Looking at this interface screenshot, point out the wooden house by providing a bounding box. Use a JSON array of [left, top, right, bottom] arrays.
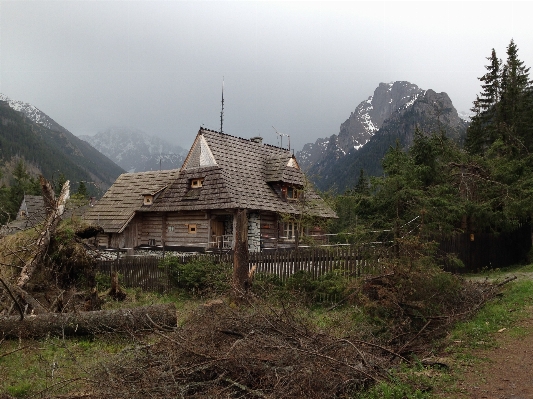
[[82, 169, 180, 248], [1, 195, 47, 235], [84, 128, 336, 252]]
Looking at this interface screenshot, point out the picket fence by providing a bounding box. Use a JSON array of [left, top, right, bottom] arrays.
[[94, 245, 391, 294]]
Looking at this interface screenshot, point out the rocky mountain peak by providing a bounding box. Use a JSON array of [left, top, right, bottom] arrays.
[[297, 81, 423, 170]]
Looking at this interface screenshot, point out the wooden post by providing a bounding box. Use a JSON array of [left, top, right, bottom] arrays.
[[233, 209, 249, 297]]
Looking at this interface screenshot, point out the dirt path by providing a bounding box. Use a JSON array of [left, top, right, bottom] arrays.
[[447, 307, 533, 398]]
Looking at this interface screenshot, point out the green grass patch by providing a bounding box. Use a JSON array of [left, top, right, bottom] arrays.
[[449, 279, 533, 350]]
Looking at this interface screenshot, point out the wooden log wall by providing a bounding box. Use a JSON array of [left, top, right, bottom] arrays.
[[139, 213, 164, 246], [260, 212, 278, 249], [163, 211, 209, 247]]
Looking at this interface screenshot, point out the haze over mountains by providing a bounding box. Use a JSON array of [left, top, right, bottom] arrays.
[[80, 128, 186, 173]]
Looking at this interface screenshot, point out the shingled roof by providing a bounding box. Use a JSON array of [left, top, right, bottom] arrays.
[[1, 195, 47, 234], [83, 169, 180, 233], [144, 128, 336, 218], [17, 195, 46, 222]]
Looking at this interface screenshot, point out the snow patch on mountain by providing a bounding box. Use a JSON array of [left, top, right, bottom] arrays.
[[296, 81, 423, 171], [0, 93, 56, 129]]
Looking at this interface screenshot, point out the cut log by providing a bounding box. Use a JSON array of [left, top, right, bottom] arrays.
[[0, 303, 177, 339]]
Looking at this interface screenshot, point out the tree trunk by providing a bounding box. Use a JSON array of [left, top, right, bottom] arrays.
[[0, 303, 177, 339], [17, 177, 70, 289], [233, 209, 249, 297]]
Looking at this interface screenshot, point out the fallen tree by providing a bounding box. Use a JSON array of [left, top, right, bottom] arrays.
[[0, 303, 177, 339], [17, 176, 70, 290]]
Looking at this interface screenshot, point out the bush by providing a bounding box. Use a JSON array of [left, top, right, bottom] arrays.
[[161, 256, 231, 296], [285, 269, 348, 304]]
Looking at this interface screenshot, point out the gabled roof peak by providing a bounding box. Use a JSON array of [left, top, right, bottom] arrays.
[[199, 127, 291, 152]]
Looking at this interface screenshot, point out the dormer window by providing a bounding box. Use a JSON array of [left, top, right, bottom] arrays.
[[144, 195, 153, 206], [190, 178, 204, 188], [282, 185, 300, 200], [287, 187, 299, 200]]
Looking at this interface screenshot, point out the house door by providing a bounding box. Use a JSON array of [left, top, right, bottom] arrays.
[[211, 220, 225, 248]]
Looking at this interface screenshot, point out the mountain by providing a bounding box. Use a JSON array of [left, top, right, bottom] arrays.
[[297, 82, 468, 193], [80, 127, 187, 173], [297, 82, 423, 171], [0, 94, 124, 195]]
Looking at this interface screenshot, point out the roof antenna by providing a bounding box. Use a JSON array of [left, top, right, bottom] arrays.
[[220, 77, 224, 134], [272, 126, 290, 151]]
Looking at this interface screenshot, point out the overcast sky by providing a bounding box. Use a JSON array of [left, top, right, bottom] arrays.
[[1, 1, 532, 151]]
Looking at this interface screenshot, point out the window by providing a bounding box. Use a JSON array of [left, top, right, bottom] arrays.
[[190, 178, 204, 188], [144, 195, 153, 205], [167, 226, 174, 233], [283, 222, 300, 240], [284, 186, 300, 200], [188, 224, 197, 234], [287, 187, 299, 200], [148, 239, 156, 246]]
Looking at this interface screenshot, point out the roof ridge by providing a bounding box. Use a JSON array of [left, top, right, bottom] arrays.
[[119, 168, 180, 177], [200, 127, 291, 152]]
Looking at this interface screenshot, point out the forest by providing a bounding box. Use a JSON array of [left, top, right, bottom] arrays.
[[330, 39, 532, 257]]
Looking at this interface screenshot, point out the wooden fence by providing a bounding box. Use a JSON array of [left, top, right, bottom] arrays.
[[249, 246, 389, 281], [95, 245, 392, 293], [439, 224, 532, 272]]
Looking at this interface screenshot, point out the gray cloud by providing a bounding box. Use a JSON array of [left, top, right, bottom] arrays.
[[1, 1, 532, 151]]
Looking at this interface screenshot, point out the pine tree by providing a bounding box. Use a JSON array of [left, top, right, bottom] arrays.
[[76, 181, 88, 198], [466, 49, 502, 154], [500, 40, 530, 123], [499, 39, 532, 151]]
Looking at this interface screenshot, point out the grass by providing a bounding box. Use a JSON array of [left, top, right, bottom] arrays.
[[448, 278, 533, 350]]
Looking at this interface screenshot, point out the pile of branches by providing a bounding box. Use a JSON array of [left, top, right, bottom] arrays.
[[89, 300, 404, 399], [349, 237, 516, 355]]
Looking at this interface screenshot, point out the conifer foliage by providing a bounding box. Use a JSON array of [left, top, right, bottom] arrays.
[[467, 40, 533, 155]]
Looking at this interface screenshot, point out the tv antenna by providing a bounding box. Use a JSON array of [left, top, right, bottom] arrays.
[[220, 77, 224, 134], [272, 126, 290, 150]]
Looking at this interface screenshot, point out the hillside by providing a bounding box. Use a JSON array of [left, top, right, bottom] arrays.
[[80, 127, 187, 173], [0, 96, 124, 195]]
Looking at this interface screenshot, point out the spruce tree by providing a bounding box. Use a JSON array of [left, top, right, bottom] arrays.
[[466, 49, 501, 154], [499, 39, 532, 151], [76, 181, 88, 198], [500, 40, 530, 122]]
